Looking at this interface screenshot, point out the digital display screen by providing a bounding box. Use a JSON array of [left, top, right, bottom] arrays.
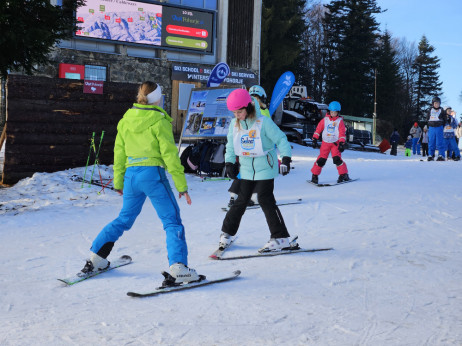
[[75, 0, 214, 54]]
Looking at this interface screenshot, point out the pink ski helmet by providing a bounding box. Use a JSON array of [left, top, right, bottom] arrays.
[[227, 89, 252, 111]]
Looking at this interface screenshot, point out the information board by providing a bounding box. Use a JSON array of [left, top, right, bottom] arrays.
[[181, 88, 236, 139], [75, 0, 214, 54]]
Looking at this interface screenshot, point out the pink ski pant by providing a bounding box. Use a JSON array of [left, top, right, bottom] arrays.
[[311, 142, 348, 175]]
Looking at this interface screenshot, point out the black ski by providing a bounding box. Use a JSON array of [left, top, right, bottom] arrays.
[[221, 199, 302, 212], [127, 270, 241, 297], [71, 175, 115, 191], [211, 248, 333, 261], [308, 178, 358, 187], [58, 255, 132, 285]]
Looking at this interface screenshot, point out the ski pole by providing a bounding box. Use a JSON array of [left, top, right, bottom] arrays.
[[89, 131, 105, 184], [82, 132, 96, 188]]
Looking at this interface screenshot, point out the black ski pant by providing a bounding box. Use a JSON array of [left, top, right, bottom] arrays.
[[222, 179, 290, 239], [390, 142, 398, 156], [421, 143, 428, 156], [228, 179, 256, 195]]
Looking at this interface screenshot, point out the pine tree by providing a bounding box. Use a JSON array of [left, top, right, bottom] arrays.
[[299, 2, 327, 102], [375, 31, 404, 139], [261, 0, 307, 95], [323, 0, 382, 116], [0, 0, 84, 78], [413, 35, 443, 121]]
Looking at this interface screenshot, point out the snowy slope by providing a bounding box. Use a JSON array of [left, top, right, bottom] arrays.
[[0, 144, 461, 345]]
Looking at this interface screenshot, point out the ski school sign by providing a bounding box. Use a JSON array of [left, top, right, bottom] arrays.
[[172, 63, 258, 87]]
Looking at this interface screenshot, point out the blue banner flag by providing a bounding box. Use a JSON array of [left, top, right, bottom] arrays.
[[207, 62, 230, 88], [269, 71, 295, 116]]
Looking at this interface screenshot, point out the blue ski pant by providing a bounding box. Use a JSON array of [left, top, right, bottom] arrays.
[[91, 166, 188, 266], [412, 138, 421, 154], [444, 137, 460, 158], [428, 126, 445, 158]]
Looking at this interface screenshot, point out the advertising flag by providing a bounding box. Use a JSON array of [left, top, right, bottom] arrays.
[[269, 71, 295, 116]]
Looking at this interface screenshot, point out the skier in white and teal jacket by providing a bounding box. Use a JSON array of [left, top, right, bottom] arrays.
[[218, 88, 298, 253]]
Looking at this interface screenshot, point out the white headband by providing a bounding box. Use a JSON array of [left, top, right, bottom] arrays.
[[147, 84, 162, 104]]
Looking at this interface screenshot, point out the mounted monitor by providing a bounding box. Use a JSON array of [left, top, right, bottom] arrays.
[[75, 0, 215, 54]]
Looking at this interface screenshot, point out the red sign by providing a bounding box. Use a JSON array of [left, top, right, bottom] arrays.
[[59, 63, 85, 79], [83, 80, 104, 95]]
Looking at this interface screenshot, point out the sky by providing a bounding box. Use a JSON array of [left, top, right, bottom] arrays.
[[318, 0, 462, 117], [376, 0, 462, 115]]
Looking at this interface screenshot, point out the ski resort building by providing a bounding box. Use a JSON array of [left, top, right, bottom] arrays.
[[0, 0, 262, 185]]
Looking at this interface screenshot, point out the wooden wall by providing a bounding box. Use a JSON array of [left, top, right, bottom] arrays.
[[2, 75, 138, 185]]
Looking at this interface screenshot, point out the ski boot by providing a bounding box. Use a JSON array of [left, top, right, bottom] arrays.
[[168, 263, 203, 285], [247, 193, 258, 207], [436, 155, 445, 161], [258, 237, 298, 253], [219, 232, 234, 250], [79, 253, 110, 277], [311, 174, 318, 184], [228, 197, 235, 207], [454, 156, 460, 161], [337, 173, 351, 183], [427, 156, 434, 161]]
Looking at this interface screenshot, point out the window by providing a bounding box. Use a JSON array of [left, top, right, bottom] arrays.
[[85, 65, 107, 81]]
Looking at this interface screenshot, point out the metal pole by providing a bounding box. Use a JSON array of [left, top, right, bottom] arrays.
[[373, 68, 377, 145]]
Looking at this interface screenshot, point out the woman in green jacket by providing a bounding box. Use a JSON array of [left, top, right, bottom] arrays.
[[80, 81, 199, 284]]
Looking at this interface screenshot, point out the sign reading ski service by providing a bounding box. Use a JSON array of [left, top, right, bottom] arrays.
[[182, 88, 236, 138], [75, 0, 214, 54]]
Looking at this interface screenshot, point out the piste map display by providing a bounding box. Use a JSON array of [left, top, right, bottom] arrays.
[[182, 88, 235, 138], [75, 0, 214, 53]]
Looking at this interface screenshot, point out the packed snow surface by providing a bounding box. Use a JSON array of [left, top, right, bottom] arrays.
[[0, 144, 461, 345]]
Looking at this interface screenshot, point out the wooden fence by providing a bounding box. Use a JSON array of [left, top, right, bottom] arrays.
[[2, 75, 138, 185]]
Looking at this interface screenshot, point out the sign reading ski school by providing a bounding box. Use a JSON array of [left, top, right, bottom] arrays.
[[75, 0, 214, 54], [181, 88, 236, 138]]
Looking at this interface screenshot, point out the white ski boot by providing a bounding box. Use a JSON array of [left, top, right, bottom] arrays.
[[219, 232, 234, 249], [169, 263, 200, 284], [258, 237, 297, 253], [80, 253, 110, 275]]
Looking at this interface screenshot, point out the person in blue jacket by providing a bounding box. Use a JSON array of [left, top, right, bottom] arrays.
[[218, 89, 297, 252]]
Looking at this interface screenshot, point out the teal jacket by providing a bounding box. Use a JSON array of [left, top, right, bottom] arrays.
[[225, 116, 292, 180], [113, 104, 187, 192]]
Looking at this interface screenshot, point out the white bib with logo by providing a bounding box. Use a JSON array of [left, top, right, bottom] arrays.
[[444, 124, 454, 134], [323, 117, 341, 143], [233, 117, 268, 157], [429, 108, 441, 122]]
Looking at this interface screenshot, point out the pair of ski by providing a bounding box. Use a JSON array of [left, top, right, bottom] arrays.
[[308, 178, 358, 187], [71, 175, 115, 191], [58, 255, 241, 297], [209, 236, 333, 261]]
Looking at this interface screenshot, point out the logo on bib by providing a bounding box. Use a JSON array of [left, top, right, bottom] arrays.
[[241, 135, 255, 150], [249, 130, 257, 138], [326, 123, 336, 133]]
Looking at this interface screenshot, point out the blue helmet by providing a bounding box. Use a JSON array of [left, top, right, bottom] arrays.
[[328, 101, 341, 112], [249, 85, 267, 99]]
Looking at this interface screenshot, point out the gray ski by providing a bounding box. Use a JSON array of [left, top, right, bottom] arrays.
[[58, 255, 132, 285], [127, 270, 241, 297]]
